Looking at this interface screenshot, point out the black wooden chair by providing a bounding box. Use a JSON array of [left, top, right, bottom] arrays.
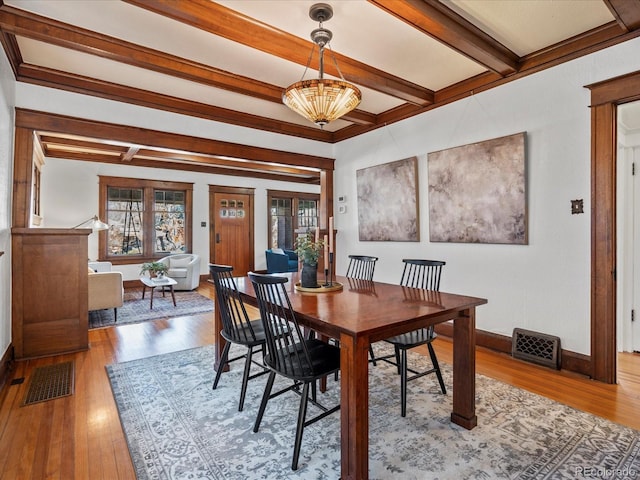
[[375, 259, 447, 417], [345, 255, 379, 365], [345, 255, 378, 281], [209, 264, 269, 412], [249, 272, 340, 471]]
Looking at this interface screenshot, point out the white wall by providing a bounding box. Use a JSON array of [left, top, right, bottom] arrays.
[[0, 46, 15, 358], [40, 158, 319, 281], [333, 37, 640, 356]]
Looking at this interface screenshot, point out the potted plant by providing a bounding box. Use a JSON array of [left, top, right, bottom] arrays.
[[140, 261, 169, 279], [295, 232, 324, 288]]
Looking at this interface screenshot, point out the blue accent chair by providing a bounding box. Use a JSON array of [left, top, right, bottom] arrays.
[[265, 248, 299, 273]]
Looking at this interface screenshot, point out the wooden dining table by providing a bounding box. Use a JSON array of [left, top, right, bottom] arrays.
[[214, 273, 487, 480]]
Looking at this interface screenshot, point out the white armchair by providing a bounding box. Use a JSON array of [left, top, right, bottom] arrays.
[[158, 253, 201, 290], [88, 261, 124, 322]]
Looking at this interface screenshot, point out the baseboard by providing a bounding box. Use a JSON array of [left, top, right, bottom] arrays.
[[0, 343, 15, 397], [434, 323, 591, 378]]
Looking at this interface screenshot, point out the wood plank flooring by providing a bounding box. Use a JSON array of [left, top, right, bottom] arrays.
[[0, 282, 638, 479]]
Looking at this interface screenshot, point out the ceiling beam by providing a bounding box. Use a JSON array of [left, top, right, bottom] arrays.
[[43, 149, 319, 184], [123, 0, 435, 106], [121, 146, 139, 162], [135, 149, 320, 179], [17, 63, 334, 142], [17, 108, 336, 170], [0, 6, 374, 126], [369, 0, 519, 76], [603, 0, 640, 31]]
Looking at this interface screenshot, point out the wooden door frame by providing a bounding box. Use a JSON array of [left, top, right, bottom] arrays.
[[208, 185, 255, 272], [588, 69, 640, 383]]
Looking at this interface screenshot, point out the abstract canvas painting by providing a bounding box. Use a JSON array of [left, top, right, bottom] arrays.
[[427, 132, 527, 244], [357, 157, 419, 241]]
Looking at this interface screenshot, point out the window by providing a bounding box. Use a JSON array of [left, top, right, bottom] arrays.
[[99, 176, 193, 262], [268, 190, 319, 250]]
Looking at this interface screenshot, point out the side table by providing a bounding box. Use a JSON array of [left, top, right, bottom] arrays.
[[140, 276, 178, 309]]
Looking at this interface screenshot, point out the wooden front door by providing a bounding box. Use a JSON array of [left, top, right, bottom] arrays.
[[210, 187, 254, 276]]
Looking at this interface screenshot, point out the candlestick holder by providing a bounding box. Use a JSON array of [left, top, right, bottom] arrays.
[[324, 252, 334, 287]]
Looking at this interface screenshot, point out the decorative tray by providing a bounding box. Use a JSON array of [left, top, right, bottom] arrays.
[[294, 281, 343, 293]]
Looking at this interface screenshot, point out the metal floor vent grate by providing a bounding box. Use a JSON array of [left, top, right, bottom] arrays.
[[22, 361, 75, 406], [512, 328, 561, 369]]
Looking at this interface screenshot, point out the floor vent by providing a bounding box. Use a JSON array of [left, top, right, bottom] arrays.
[[512, 328, 561, 369], [22, 361, 75, 406]]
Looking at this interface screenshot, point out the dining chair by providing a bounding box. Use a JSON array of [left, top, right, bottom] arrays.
[[249, 272, 341, 471], [345, 255, 378, 281], [209, 264, 269, 412], [376, 259, 447, 417], [345, 255, 379, 365]]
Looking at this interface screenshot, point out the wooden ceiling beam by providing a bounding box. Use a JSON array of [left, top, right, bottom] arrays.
[[123, 0, 434, 106], [369, 0, 519, 76], [121, 146, 140, 162], [44, 149, 319, 185], [135, 149, 320, 178], [17, 63, 334, 142], [17, 108, 336, 170], [603, 0, 640, 31], [0, 6, 375, 126]]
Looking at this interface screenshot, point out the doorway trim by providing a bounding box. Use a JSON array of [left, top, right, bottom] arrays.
[[588, 69, 640, 383]]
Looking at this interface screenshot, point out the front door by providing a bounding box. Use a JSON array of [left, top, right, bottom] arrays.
[[210, 187, 254, 276]]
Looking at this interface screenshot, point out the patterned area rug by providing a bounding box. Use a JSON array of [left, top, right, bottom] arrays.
[[89, 290, 213, 328], [107, 345, 640, 479]]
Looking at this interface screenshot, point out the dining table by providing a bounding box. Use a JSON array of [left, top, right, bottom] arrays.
[[214, 273, 487, 480]]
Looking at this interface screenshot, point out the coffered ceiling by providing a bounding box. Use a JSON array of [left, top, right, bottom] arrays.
[[2, 0, 640, 180]]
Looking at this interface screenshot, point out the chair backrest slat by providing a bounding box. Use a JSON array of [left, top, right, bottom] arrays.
[[400, 259, 445, 290], [209, 264, 257, 343], [249, 273, 312, 376], [400, 259, 445, 337], [345, 255, 378, 281]]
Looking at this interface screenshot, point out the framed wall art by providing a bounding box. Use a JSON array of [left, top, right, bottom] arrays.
[[356, 157, 419, 242], [427, 132, 527, 244]]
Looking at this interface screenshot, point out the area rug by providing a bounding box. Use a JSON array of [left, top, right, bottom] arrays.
[[106, 345, 640, 479], [89, 290, 213, 328]]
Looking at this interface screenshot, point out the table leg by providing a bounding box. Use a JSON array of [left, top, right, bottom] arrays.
[[150, 287, 154, 310], [170, 285, 176, 306], [339, 333, 369, 480], [451, 307, 477, 429], [213, 296, 229, 373], [142, 285, 147, 299]]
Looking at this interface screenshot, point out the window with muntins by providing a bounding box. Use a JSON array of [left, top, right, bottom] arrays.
[[99, 176, 193, 262], [268, 190, 319, 250]]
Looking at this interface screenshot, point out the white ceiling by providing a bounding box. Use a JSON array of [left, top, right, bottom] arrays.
[[1, 0, 628, 138], [1, 0, 638, 176]]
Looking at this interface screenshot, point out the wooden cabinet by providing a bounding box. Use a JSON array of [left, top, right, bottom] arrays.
[[12, 228, 90, 359]]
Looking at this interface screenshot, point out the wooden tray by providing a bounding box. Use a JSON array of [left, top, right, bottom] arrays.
[[294, 281, 343, 293]]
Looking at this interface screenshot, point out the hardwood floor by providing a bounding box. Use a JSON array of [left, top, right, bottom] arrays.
[[0, 282, 638, 479]]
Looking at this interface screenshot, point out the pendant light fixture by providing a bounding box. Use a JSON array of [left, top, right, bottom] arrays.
[[282, 3, 362, 128]]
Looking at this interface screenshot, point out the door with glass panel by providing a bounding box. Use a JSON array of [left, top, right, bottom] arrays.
[[210, 187, 254, 276]]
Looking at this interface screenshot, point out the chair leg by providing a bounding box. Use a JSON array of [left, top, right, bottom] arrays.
[[212, 342, 231, 390], [394, 345, 401, 374], [253, 371, 276, 433], [369, 345, 377, 366], [427, 342, 447, 394], [292, 382, 310, 471], [400, 348, 408, 417], [238, 345, 254, 411], [114, 307, 118, 323]]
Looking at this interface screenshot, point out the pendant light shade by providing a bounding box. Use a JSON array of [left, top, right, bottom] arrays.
[[283, 3, 361, 127], [283, 78, 361, 127]]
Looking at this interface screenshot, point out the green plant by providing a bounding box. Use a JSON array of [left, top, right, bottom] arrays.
[[139, 261, 169, 277], [295, 231, 324, 265]]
